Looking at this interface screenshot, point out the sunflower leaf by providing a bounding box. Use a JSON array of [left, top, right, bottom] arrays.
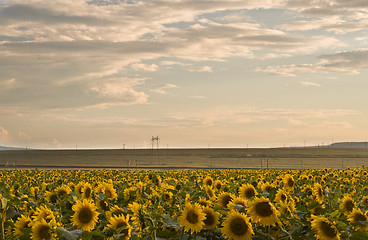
[[57, 227, 83, 240], [350, 230, 368, 240], [163, 218, 181, 230]]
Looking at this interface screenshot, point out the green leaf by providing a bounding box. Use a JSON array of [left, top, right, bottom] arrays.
[[350, 230, 368, 240], [330, 210, 341, 219], [163, 218, 181, 230], [57, 227, 83, 240], [98, 194, 107, 200]]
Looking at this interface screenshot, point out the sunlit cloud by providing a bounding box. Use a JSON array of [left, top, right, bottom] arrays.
[[150, 84, 178, 94], [300, 81, 321, 87]]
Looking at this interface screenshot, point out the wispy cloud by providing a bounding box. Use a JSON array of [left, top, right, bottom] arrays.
[[257, 49, 368, 76], [300, 81, 321, 87], [150, 84, 178, 94], [130, 63, 159, 72]]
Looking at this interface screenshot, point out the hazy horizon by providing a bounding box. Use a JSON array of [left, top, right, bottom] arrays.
[[1, 1, 368, 149]]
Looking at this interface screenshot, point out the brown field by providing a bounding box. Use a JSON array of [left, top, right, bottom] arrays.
[[1, 147, 368, 169]]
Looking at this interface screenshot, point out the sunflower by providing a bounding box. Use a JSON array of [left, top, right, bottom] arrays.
[[107, 214, 132, 239], [32, 205, 56, 223], [222, 211, 253, 240], [214, 180, 223, 191], [198, 197, 212, 208], [75, 181, 85, 197], [261, 182, 275, 193], [162, 191, 173, 205], [205, 186, 216, 199], [14, 214, 32, 236], [54, 185, 71, 197], [218, 192, 234, 209], [339, 195, 356, 213], [303, 185, 313, 197], [128, 202, 146, 231], [311, 215, 340, 240], [313, 183, 325, 204], [71, 199, 99, 231], [81, 182, 93, 200], [202, 207, 220, 230], [239, 184, 257, 200], [97, 199, 108, 211], [283, 174, 295, 191], [31, 218, 57, 240], [123, 187, 138, 202], [275, 189, 288, 204], [248, 197, 279, 226], [361, 196, 368, 207], [348, 208, 368, 231], [178, 202, 206, 234], [203, 176, 214, 187], [103, 183, 117, 199]]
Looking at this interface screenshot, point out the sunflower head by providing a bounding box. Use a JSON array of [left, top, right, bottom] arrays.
[[32, 205, 56, 223], [275, 189, 288, 203], [81, 183, 93, 199], [108, 214, 132, 239], [103, 184, 117, 199], [239, 184, 257, 200], [248, 197, 279, 226], [340, 195, 356, 213], [205, 186, 216, 199], [283, 174, 295, 191], [31, 218, 57, 240], [214, 180, 222, 191], [203, 176, 214, 187], [261, 182, 275, 193], [348, 208, 368, 231], [54, 185, 71, 197], [311, 215, 340, 240], [202, 207, 220, 230], [178, 203, 206, 234], [71, 199, 99, 232], [361, 196, 368, 206], [218, 192, 234, 209], [222, 211, 254, 240], [14, 214, 32, 236], [313, 183, 325, 204]]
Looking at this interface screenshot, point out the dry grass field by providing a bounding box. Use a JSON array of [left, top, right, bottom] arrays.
[[1, 147, 368, 169]]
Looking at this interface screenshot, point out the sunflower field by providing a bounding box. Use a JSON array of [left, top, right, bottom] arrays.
[[1, 168, 368, 240]]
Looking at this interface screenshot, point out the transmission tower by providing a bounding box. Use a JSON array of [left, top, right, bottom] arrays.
[[151, 136, 160, 149]]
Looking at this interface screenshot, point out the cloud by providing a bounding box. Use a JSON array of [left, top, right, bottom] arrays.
[[190, 66, 213, 72], [257, 49, 368, 76], [256, 63, 355, 76], [287, 0, 368, 17], [130, 63, 159, 72], [0, 126, 9, 141], [89, 78, 148, 104], [300, 81, 321, 87], [150, 84, 178, 94]]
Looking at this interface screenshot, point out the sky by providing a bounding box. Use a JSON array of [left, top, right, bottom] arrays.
[[1, 0, 368, 149]]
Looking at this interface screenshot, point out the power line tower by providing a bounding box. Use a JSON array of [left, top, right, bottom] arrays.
[[150, 136, 160, 166], [151, 136, 160, 149]]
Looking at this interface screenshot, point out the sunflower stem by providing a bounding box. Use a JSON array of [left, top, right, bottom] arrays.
[[1, 212, 4, 240]]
